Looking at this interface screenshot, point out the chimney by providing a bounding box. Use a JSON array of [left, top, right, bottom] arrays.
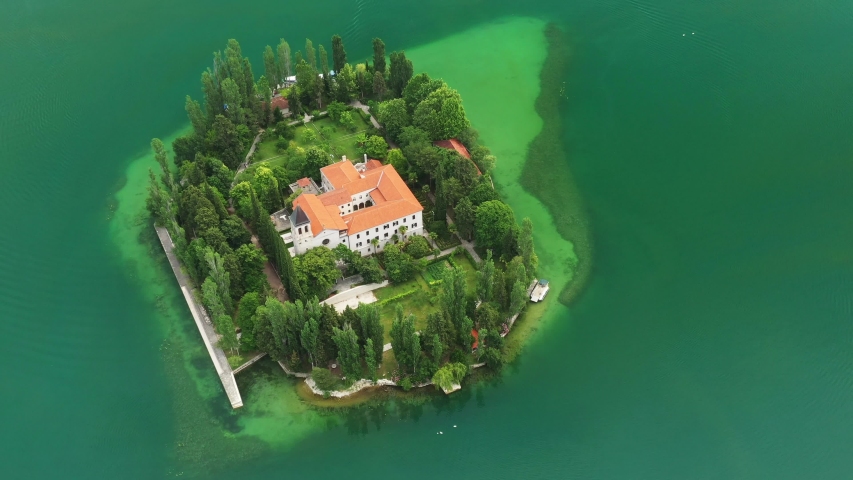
[[364, 154, 368, 162]]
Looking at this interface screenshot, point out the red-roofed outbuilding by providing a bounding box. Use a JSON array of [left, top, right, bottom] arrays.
[[434, 139, 481, 174]]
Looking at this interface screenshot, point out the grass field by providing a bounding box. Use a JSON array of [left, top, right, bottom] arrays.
[[373, 251, 480, 341], [239, 111, 372, 185]]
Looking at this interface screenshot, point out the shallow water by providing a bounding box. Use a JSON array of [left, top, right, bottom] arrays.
[[2, 0, 853, 478]]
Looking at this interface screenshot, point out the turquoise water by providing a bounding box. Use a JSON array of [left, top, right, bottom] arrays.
[[2, 0, 853, 478]]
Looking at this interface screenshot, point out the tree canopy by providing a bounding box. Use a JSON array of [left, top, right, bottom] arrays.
[[293, 247, 340, 300], [475, 200, 516, 255], [412, 86, 470, 141]]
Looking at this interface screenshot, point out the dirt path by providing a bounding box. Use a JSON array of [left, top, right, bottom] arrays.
[[251, 234, 289, 303]]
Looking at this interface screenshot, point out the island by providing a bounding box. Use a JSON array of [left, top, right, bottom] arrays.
[[147, 35, 546, 407]]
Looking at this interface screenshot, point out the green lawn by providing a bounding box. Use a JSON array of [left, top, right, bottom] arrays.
[[253, 135, 284, 164], [374, 275, 436, 342], [300, 115, 371, 161], [372, 251, 480, 341], [240, 111, 372, 185]]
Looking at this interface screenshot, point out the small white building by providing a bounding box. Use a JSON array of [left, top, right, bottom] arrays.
[[291, 159, 424, 256]]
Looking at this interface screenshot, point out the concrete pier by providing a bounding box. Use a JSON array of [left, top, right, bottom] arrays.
[[155, 226, 244, 409]]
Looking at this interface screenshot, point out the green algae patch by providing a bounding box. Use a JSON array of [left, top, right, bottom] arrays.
[[521, 24, 592, 304], [408, 17, 581, 338]]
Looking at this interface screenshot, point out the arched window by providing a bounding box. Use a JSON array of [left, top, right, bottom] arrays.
[[359, 202, 365, 209]]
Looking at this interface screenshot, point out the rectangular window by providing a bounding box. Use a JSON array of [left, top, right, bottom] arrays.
[[403, 217, 407, 223], [384, 233, 389, 238], [357, 234, 360, 239], [413, 223, 418, 228], [375, 228, 378, 233], [412, 215, 415, 220]]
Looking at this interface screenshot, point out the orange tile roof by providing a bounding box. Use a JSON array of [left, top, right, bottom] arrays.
[[434, 139, 471, 159], [344, 200, 423, 235], [296, 177, 311, 187], [370, 188, 386, 204], [293, 161, 422, 236], [318, 189, 351, 207], [365, 159, 383, 170], [321, 160, 361, 189], [434, 138, 481, 174], [293, 194, 347, 235]]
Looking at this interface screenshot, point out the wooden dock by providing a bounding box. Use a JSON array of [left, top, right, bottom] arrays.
[[155, 226, 243, 409]]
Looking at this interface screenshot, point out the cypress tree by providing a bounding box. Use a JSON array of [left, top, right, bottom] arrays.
[[388, 51, 413, 97], [276, 39, 292, 82], [331, 34, 347, 74], [372, 38, 386, 73]]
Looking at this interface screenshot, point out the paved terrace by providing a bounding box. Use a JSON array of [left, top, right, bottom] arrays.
[[155, 226, 243, 409]]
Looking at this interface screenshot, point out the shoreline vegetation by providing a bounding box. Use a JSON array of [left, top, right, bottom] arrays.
[[144, 24, 586, 408], [521, 24, 592, 305]]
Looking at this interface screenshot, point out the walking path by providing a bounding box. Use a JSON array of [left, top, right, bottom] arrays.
[[321, 280, 389, 307], [231, 129, 265, 189], [155, 226, 243, 408], [349, 100, 382, 129], [277, 360, 309, 378], [425, 192, 482, 263], [233, 352, 267, 374]]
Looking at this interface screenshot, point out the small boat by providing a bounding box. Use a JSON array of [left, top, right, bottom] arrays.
[[530, 279, 550, 302]]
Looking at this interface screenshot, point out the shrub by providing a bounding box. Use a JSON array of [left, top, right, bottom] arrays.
[[404, 235, 432, 259], [450, 349, 469, 365], [312, 367, 338, 392], [376, 289, 418, 306], [275, 137, 290, 152]]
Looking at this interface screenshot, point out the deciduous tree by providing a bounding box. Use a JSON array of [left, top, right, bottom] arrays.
[[207, 115, 243, 169], [357, 304, 384, 365], [216, 314, 240, 354], [300, 317, 320, 366], [335, 64, 357, 102], [305, 39, 316, 70], [292, 247, 340, 300], [383, 244, 418, 283], [441, 265, 467, 339], [252, 166, 282, 212], [377, 98, 410, 143], [518, 217, 537, 281], [412, 86, 469, 141], [362, 135, 388, 159], [431, 362, 467, 391], [474, 200, 516, 254], [510, 278, 528, 318], [235, 292, 260, 350], [205, 248, 233, 314], [276, 39, 292, 82], [332, 324, 361, 381], [477, 250, 495, 302], [202, 277, 225, 319], [263, 45, 277, 88]]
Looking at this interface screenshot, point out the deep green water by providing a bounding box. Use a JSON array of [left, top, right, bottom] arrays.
[[3, 0, 853, 478]]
